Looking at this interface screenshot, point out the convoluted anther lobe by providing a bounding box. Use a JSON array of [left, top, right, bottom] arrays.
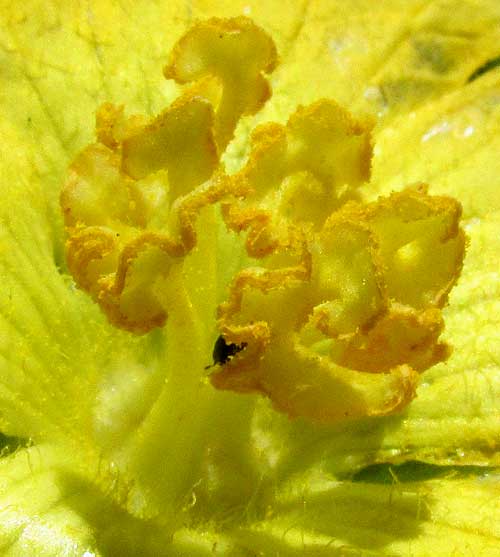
[[164, 16, 278, 150], [221, 99, 374, 257]]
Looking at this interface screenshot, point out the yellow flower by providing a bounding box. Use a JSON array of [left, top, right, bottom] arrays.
[[0, 1, 499, 555]]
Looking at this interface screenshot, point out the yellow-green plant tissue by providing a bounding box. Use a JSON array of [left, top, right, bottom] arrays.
[[0, 2, 499, 555]]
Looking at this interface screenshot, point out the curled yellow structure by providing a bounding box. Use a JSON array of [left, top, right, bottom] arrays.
[[61, 16, 465, 422]]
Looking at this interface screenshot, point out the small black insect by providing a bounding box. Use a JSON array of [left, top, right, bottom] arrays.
[[205, 335, 247, 369]]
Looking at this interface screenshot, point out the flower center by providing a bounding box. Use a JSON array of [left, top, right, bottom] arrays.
[[60, 16, 465, 424]]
